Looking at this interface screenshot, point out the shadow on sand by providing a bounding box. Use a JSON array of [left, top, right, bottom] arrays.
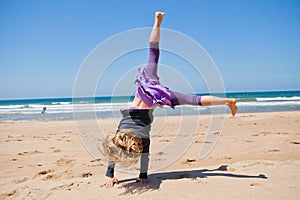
[[117, 165, 267, 195]]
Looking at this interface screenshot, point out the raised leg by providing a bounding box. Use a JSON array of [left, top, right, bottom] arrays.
[[131, 12, 165, 108], [144, 12, 165, 81], [170, 90, 237, 116], [149, 12, 165, 42], [201, 96, 237, 116]]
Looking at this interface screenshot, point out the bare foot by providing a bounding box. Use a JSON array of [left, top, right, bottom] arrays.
[[156, 11, 165, 19], [155, 11, 165, 24], [136, 178, 150, 184], [101, 176, 119, 188], [226, 98, 238, 116]]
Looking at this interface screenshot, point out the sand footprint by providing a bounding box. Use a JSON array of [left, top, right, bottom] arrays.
[[290, 141, 300, 145], [181, 158, 197, 165], [5, 135, 24, 142], [57, 136, 72, 142], [49, 146, 61, 152], [157, 152, 166, 156], [18, 150, 42, 155], [277, 132, 289, 135], [159, 139, 170, 142], [51, 182, 77, 191], [87, 159, 103, 167], [37, 169, 74, 181], [42, 173, 63, 181], [0, 190, 17, 198], [32, 135, 50, 140], [37, 169, 54, 176], [261, 131, 272, 136], [250, 183, 260, 186], [81, 172, 93, 178], [14, 177, 29, 184], [55, 157, 76, 166], [65, 130, 73, 134], [268, 149, 280, 153], [195, 140, 212, 144], [52, 179, 91, 191]]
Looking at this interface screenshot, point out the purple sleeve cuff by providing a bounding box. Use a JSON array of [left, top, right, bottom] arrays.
[[149, 42, 159, 49], [197, 96, 202, 106], [105, 161, 115, 177]]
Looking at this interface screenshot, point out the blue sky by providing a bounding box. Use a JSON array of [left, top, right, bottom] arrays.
[[0, 0, 299, 99]]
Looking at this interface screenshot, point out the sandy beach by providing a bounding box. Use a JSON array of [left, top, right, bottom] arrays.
[[0, 111, 299, 199]]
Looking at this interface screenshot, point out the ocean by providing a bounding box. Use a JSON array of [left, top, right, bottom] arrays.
[[0, 90, 300, 121]]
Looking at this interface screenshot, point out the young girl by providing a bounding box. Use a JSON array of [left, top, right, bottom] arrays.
[[102, 12, 237, 188]]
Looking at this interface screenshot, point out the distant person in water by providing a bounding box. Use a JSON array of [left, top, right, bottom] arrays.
[[41, 107, 47, 114], [102, 11, 237, 188]]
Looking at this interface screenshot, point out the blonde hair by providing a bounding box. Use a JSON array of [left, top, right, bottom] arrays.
[[102, 129, 143, 167]]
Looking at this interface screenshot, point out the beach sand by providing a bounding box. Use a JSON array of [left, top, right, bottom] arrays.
[[0, 111, 299, 199]]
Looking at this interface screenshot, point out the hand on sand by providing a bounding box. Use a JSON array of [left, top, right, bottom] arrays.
[[101, 176, 119, 188], [136, 178, 150, 184]]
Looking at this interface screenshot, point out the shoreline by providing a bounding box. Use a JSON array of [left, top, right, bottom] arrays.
[[1, 109, 300, 123]]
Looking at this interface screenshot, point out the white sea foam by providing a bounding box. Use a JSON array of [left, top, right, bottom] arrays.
[[0, 102, 130, 115], [1, 100, 300, 115], [52, 102, 71, 105], [256, 96, 300, 101], [0, 105, 26, 109], [1, 97, 300, 121], [238, 100, 300, 106]]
